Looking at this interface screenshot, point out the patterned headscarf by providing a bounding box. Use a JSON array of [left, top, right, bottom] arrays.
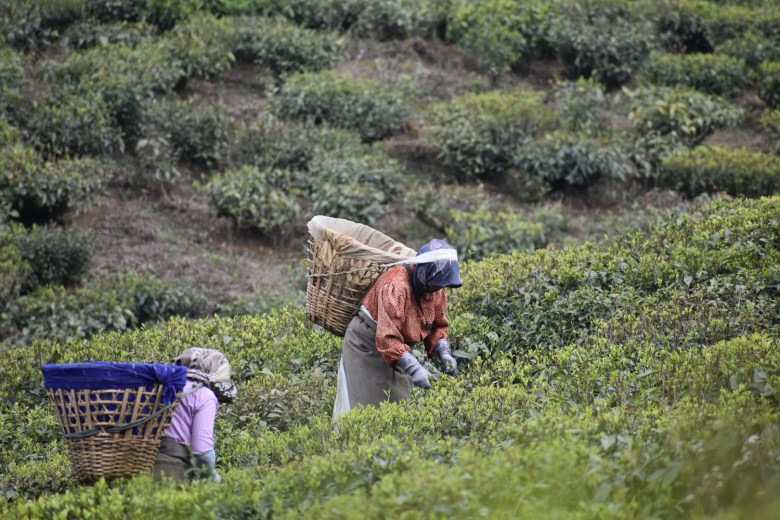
[[175, 347, 238, 403], [408, 239, 462, 301]]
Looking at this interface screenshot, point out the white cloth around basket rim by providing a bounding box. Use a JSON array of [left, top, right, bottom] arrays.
[[307, 215, 416, 262], [383, 248, 458, 267]]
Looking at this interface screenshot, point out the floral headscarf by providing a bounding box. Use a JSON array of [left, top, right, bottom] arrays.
[[175, 347, 238, 403], [408, 239, 462, 301]]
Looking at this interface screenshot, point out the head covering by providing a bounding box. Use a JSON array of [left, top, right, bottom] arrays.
[[407, 239, 462, 300], [175, 347, 238, 403]]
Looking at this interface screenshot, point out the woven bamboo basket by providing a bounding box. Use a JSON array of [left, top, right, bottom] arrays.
[[306, 216, 416, 336], [47, 383, 180, 482]]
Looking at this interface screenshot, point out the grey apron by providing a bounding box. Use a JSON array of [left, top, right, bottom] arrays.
[[332, 309, 412, 421]]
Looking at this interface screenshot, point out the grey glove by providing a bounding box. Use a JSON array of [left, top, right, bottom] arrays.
[[396, 352, 431, 389], [193, 449, 221, 483], [434, 339, 458, 375]]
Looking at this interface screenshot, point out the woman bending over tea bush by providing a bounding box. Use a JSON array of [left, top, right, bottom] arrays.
[[153, 347, 237, 483], [332, 240, 462, 420]]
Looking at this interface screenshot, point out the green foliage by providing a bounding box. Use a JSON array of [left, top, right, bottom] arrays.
[[140, 96, 231, 169], [656, 2, 714, 53], [447, 0, 551, 78], [275, 71, 409, 143], [0, 146, 106, 225], [229, 16, 344, 74], [761, 109, 780, 154], [717, 29, 780, 70], [208, 166, 301, 234], [552, 78, 610, 134], [9, 224, 92, 293], [759, 61, 780, 109], [426, 89, 555, 181], [690, 1, 780, 44], [26, 90, 124, 158], [61, 20, 156, 49], [1, 273, 209, 347], [46, 43, 183, 141], [0, 48, 26, 117], [639, 52, 751, 99], [0, 0, 87, 50], [514, 131, 633, 189], [658, 146, 780, 198], [0, 237, 27, 316], [159, 15, 236, 80], [445, 209, 548, 262], [625, 85, 744, 147], [547, 3, 655, 88], [85, 0, 145, 24]]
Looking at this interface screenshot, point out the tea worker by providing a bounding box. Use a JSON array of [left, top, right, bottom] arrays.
[[153, 347, 237, 483], [332, 239, 462, 420]]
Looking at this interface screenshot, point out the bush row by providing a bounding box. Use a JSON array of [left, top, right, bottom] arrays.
[[639, 52, 751, 99], [1, 197, 779, 515]]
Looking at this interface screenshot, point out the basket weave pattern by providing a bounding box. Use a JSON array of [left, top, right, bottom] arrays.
[[306, 238, 386, 337], [48, 385, 177, 482]]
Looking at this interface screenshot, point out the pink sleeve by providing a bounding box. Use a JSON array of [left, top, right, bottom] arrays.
[[190, 388, 218, 455]]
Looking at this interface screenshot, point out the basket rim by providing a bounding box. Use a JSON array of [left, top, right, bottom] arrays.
[[307, 215, 416, 261]]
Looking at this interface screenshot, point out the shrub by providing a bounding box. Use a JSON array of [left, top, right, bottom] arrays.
[[691, 2, 780, 44], [445, 209, 548, 262], [552, 78, 610, 134], [275, 71, 409, 143], [547, 5, 655, 88], [159, 15, 236, 80], [759, 61, 780, 109], [85, 0, 144, 23], [0, 0, 86, 50], [348, 0, 434, 41], [46, 44, 183, 141], [760, 109, 780, 154], [229, 117, 365, 171], [140, 97, 231, 169], [445, 0, 551, 77], [208, 166, 301, 234], [717, 29, 780, 70], [229, 16, 344, 74], [639, 52, 751, 99], [305, 154, 400, 225], [26, 89, 124, 158], [658, 146, 780, 198], [514, 131, 633, 189], [142, 0, 202, 31], [625, 86, 744, 147], [657, 3, 714, 53], [0, 48, 26, 116], [425, 89, 555, 181], [61, 20, 156, 49], [10, 224, 92, 293], [0, 237, 27, 315], [1, 273, 208, 346], [0, 146, 106, 225]]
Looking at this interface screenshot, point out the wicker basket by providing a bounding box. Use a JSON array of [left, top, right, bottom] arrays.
[[306, 216, 416, 336], [46, 369, 184, 482]]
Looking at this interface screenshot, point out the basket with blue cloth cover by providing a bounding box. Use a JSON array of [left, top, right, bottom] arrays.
[[42, 362, 187, 482]]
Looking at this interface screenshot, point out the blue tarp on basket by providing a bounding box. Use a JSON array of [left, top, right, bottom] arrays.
[[42, 362, 187, 405]]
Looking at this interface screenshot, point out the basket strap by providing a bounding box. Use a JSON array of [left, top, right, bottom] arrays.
[[306, 249, 458, 279], [61, 383, 204, 440]]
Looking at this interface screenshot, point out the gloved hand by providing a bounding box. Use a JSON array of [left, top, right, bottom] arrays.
[[395, 352, 431, 389], [193, 450, 222, 483], [434, 339, 458, 375]]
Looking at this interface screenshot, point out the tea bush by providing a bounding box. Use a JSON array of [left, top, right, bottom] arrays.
[[552, 78, 611, 134], [656, 2, 714, 53], [229, 16, 344, 74], [761, 109, 780, 154], [0, 273, 209, 347], [547, 3, 655, 88], [275, 71, 409, 143], [625, 85, 744, 146], [0, 48, 26, 117], [639, 52, 751, 99], [61, 20, 156, 49], [140, 96, 231, 169], [691, 2, 780, 43], [717, 29, 780, 70], [8, 223, 92, 293], [159, 15, 236, 80], [514, 131, 633, 190], [25, 89, 124, 158], [0, 146, 106, 225], [208, 166, 301, 234], [445, 209, 548, 262], [658, 146, 780, 198], [0, 0, 86, 50], [349, 0, 432, 41], [425, 89, 556, 181], [1, 198, 780, 515], [759, 61, 780, 109]]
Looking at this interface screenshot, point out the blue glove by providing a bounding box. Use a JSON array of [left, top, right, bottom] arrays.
[[193, 450, 221, 483], [435, 339, 458, 375], [395, 352, 431, 389]]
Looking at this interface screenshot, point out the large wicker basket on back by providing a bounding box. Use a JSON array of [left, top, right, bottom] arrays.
[[306, 216, 416, 336], [42, 362, 187, 482]]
